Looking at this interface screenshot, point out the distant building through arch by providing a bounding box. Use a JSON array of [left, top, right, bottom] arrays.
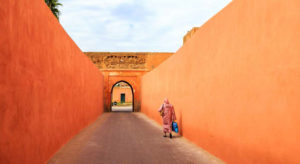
[[110, 81, 134, 112], [85, 52, 174, 112]]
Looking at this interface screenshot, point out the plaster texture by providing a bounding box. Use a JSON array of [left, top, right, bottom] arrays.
[[0, 0, 104, 163], [141, 0, 300, 163]]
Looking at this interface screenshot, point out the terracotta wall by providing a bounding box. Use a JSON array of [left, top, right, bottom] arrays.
[[145, 53, 174, 70], [108, 76, 141, 111], [141, 0, 300, 164], [112, 87, 133, 103], [102, 71, 142, 112], [0, 0, 104, 164]]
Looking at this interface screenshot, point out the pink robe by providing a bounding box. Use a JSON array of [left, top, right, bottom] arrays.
[[158, 103, 176, 133]]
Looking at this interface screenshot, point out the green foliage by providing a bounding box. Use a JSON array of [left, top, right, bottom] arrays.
[[45, 0, 62, 20]]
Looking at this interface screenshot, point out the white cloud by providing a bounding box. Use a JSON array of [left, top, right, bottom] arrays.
[[59, 0, 232, 52]]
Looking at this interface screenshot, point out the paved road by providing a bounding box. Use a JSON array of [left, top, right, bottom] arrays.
[[48, 113, 224, 164], [111, 106, 133, 112]]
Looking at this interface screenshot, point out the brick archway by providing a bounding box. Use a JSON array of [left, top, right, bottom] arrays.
[[84, 52, 173, 112], [105, 76, 141, 112], [110, 80, 134, 112]]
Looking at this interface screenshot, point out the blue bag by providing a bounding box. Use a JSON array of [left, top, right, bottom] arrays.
[[172, 122, 179, 133]]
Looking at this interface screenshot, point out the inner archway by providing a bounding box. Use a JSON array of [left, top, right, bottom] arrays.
[[110, 81, 134, 112]]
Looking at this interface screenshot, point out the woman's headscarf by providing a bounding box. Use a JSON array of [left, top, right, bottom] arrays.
[[164, 98, 169, 104]]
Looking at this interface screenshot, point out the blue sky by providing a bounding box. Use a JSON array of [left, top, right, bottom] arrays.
[[59, 0, 231, 52]]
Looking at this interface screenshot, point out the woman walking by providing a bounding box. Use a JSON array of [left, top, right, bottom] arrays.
[[158, 98, 176, 138]]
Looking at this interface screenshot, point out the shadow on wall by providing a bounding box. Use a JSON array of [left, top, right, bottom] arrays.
[[179, 111, 183, 136]]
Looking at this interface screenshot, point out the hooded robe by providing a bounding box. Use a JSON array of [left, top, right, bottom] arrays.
[[158, 98, 176, 133]]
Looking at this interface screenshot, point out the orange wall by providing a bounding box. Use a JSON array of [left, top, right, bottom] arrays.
[[112, 87, 133, 103], [141, 0, 300, 164], [0, 0, 104, 164], [103, 72, 142, 112]]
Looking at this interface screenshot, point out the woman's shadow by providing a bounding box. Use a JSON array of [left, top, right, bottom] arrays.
[[172, 111, 183, 138]]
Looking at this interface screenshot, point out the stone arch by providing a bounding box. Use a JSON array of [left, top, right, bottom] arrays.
[[106, 76, 140, 112], [110, 80, 134, 112]]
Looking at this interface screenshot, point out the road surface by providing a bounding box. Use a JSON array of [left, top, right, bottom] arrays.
[[48, 113, 224, 164]]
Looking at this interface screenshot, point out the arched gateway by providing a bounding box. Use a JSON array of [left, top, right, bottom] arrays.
[[110, 81, 134, 112], [107, 77, 139, 112], [84, 52, 173, 112]]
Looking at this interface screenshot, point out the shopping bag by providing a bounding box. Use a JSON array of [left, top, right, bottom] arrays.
[[172, 122, 179, 133]]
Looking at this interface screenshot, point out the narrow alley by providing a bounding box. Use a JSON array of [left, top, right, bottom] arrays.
[[48, 113, 223, 164]]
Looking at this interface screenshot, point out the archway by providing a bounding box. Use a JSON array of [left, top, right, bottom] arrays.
[[110, 81, 134, 112]]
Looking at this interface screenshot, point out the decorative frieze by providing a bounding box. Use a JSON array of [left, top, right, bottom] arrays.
[[85, 52, 173, 71]]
